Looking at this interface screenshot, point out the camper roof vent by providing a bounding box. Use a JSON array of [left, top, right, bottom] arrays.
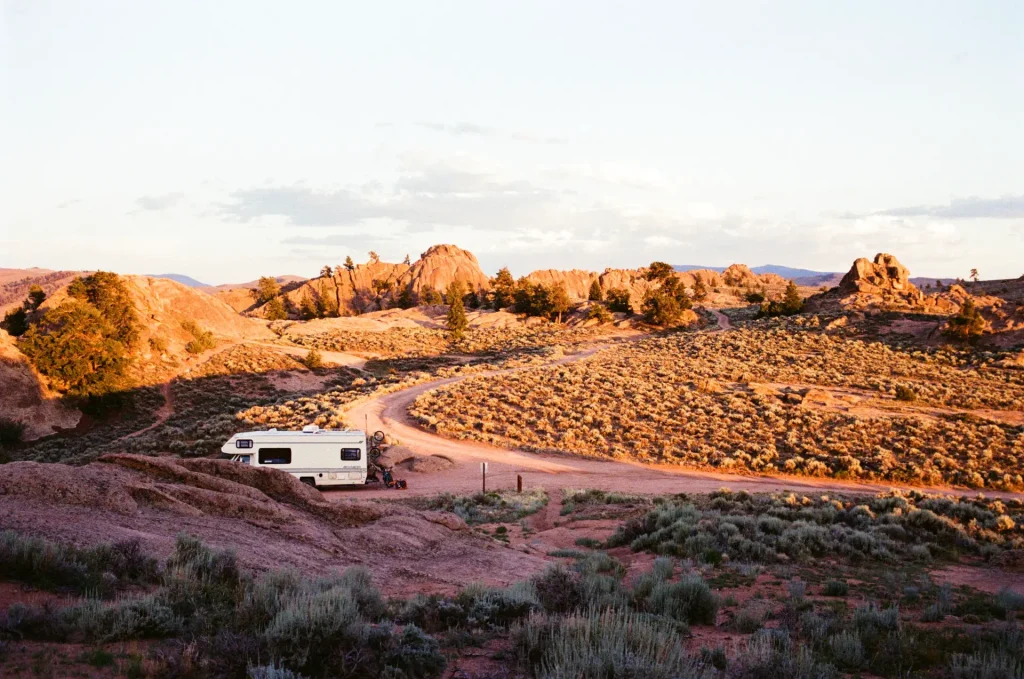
[[302, 425, 320, 434]]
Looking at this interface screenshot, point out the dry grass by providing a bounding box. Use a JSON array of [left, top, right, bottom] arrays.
[[288, 324, 601, 359], [412, 324, 1024, 490]]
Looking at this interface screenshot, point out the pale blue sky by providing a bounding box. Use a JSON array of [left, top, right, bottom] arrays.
[[2, 0, 1022, 283]]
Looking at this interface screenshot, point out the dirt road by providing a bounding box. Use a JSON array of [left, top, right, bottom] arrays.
[[334, 313, 1023, 502]]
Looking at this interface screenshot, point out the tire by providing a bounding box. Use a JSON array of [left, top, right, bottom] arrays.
[[299, 477, 316, 488], [373, 430, 385, 443], [369, 446, 381, 460]]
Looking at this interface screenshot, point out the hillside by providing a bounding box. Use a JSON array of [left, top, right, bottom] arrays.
[[0, 267, 85, 314], [0, 331, 81, 441], [33, 275, 275, 383]]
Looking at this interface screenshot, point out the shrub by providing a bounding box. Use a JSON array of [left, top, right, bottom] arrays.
[[532, 566, 583, 614], [182, 320, 216, 354], [828, 631, 865, 670], [0, 531, 158, 595], [949, 651, 1024, 679], [895, 385, 918, 402], [511, 608, 711, 679], [0, 417, 25, 445], [945, 299, 986, 342], [745, 291, 765, 304], [20, 300, 133, 397], [735, 606, 766, 633], [606, 288, 632, 314], [248, 665, 308, 679], [586, 303, 613, 324], [823, 580, 849, 597], [732, 629, 837, 679], [643, 575, 719, 625], [1, 307, 28, 336], [588, 279, 603, 302], [303, 348, 324, 369]]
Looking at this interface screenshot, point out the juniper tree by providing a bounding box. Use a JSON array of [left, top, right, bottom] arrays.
[[491, 267, 516, 310], [550, 283, 571, 323], [445, 280, 468, 341]]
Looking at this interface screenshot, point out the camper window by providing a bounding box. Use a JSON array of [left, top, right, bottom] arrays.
[[341, 447, 361, 461], [258, 448, 292, 465]]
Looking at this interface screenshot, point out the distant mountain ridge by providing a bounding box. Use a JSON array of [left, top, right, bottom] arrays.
[[674, 264, 836, 278], [674, 264, 958, 289], [149, 273, 210, 288]]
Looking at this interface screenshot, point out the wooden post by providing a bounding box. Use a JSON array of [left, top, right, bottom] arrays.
[[481, 462, 488, 493], [517, 474, 523, 493]]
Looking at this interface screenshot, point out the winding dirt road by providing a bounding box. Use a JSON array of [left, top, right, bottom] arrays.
[[332, 311, 1022, 502]]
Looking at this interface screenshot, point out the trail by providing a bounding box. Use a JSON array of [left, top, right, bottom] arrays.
[[115, 381, 174, 441], [334, 311, 1024, 502], [708, 307, 733, 331]]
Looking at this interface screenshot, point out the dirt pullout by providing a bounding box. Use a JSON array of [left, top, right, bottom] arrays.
[[0, 455, 545, 593]]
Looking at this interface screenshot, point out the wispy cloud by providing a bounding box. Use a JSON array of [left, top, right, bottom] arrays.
[[136, 192, 184, 211], [872, 195, 1024, 219], [414, 121, 565, 144]]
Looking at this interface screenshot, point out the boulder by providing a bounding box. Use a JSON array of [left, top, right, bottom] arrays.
[[838, 253, 916, 296]]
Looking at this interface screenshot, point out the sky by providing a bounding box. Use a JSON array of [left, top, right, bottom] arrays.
[[1, 1, 1022, 285]]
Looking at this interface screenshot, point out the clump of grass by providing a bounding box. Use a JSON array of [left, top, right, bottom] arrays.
[[823, 580, 849, 597], [406, 488, 549, 524]]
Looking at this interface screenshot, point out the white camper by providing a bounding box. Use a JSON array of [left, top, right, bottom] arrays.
[[221, 425, 368, 487]]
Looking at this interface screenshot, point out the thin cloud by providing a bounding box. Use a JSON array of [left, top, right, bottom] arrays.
[[873, 195, 1024, 219], [414, 121, 565, 144], [136, 192, 184, 211]]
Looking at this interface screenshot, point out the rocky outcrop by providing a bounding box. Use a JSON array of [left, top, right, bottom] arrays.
[[838, 254, 917, 297], [279, 259, 409, 317], [807, 254, 927, 311], [270, 245, 491, 317], [398, 244, 490, 296], [527, 269, 599, 301]]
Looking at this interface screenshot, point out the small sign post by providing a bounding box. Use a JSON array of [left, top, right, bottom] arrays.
[[480, 462, 488, 493]]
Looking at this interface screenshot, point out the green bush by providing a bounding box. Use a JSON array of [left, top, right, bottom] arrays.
[[586, 303, 612, 324], [303, 348, 324, 369], [0, 417, 25, 445], [643, 575, 719, 626], [182, 320, 216, 354], [1, 307, 28, 336], [823, 580, 849, 597]]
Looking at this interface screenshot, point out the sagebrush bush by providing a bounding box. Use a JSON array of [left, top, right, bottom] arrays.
[[511, 608, 712, 679], [0, 531, 158, 595]]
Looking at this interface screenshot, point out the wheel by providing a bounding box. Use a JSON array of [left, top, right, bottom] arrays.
[[373, 430, 385, 443], [369, 446, 381, 460], [299, 477, 316, 487]]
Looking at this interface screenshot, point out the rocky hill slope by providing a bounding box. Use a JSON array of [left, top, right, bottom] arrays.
[[0, 454, 545, 590]]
